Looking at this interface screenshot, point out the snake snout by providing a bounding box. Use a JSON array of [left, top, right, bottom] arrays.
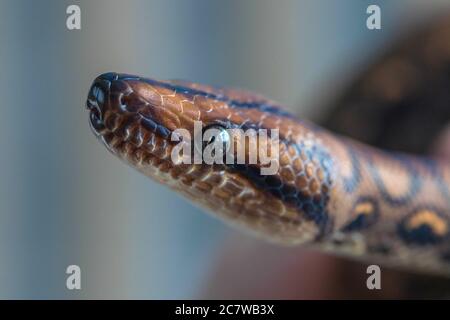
[[86, 73, 115, 133]]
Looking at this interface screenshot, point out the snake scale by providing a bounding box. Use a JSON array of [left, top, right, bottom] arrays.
[[86, 15, 450, 276]]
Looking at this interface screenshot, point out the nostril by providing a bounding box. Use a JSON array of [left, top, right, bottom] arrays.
[[87, 73, 116, 132], [89, 103, 105, 132], [88, 75, 113, 106], [91, 85, 105, 105], [90, 106, 101, 122], [87, 83, 107, 130]]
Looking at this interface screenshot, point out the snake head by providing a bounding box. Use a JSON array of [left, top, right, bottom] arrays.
[[85, 72, 333, 244]]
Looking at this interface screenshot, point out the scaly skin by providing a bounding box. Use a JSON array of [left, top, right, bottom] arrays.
[[86, 72, 450, 276]]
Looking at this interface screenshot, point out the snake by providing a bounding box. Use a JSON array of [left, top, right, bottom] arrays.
[[85, 15, 450, 277]]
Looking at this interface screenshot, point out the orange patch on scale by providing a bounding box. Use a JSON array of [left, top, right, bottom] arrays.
[[406, 210, 448, 236], [354, 202, 375, 216]]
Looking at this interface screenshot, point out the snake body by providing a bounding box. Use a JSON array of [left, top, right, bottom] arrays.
[[86, 16, 450, 276]]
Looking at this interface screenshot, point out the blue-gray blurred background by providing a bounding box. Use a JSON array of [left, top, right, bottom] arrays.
[[0, 0, 449, 299]]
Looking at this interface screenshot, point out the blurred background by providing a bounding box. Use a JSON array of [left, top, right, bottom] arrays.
[[0, 0, 449, 299]]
